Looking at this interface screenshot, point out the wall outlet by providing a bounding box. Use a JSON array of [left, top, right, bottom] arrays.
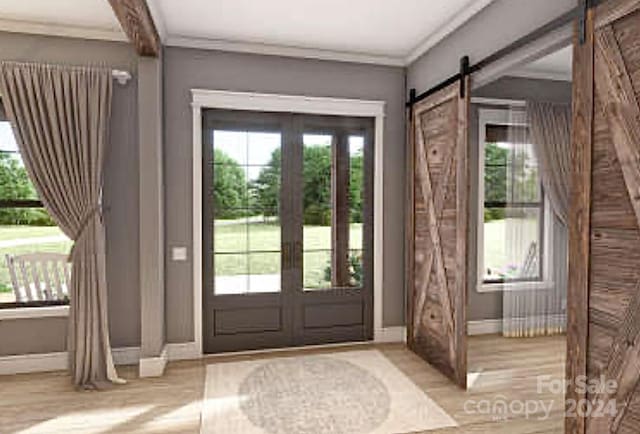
[[172, 247, 188, 261]]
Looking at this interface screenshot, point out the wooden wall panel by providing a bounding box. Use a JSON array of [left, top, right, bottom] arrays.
[[408, 81, 469, 389]]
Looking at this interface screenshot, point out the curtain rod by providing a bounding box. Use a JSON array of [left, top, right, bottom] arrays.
[[112, 69, 132, 85], [406, 4, 585, 108]]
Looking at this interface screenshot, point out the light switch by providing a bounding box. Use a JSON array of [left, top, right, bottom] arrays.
[[172, 247, 188, 261]]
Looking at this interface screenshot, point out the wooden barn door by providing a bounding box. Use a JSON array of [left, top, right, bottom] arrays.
[[408, 81, 469, 389], [568, 0, 640, 432]]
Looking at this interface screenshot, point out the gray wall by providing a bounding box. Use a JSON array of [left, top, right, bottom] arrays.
[[467, 76, 572, 321], [407, 0, 575, 94], [163, 47, 406, 343], [0, 32, 140, 355]]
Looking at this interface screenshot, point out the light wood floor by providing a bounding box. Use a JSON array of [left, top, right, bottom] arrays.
[[0, 335, 566, 434]]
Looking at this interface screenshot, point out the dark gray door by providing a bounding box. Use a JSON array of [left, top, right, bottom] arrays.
[[291, 115, 374, 345], [203, 110, 373, 353]]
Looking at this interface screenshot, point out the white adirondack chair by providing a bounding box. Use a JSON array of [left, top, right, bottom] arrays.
[[5, 253, 71, 302]]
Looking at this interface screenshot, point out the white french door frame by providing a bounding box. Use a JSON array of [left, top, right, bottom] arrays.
[[191, 89, 387, 356]]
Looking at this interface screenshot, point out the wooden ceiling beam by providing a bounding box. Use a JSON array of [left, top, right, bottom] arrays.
[[108, 0, 160, 57]]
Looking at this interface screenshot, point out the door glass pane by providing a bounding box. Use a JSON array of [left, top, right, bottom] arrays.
[[214, 253, 249, 295], [248, 252, 281, 293], [212, 130, 282, 295], [302, 134, 333, 290], [248, 208, 280, 252], [303, 250, 331, 289], [348, 135, 365, 287], [214, 217, 248, 253]]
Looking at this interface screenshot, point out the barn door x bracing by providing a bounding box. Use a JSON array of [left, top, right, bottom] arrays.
[[408, 80, 469, 389], [568, 0, 640, 433]]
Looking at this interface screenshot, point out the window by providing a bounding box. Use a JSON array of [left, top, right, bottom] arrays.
[[0, 112, 72, 308], [478, 109, 548, 289]]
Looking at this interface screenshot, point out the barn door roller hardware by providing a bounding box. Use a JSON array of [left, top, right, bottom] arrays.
[[459, 56, 470, 98], [407, 5, 582, 107], [579, 0, 597, 44]]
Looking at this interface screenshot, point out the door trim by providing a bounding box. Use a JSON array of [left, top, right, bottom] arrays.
[[191, 89, 387, 356]]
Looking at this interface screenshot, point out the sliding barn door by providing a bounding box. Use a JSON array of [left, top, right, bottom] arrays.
[[408, 81, 469, 389], [568, 1, 640, 432]]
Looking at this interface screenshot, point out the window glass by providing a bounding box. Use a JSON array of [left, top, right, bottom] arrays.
[[482, 127, 543, 283], [0, 120, 72, 305]]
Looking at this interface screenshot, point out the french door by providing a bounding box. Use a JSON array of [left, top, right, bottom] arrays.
[[202, 110, 373, 353]]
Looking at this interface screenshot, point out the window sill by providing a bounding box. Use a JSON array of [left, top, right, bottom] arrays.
[[0, 305, 69, 320], [477, 280, 554, 293]]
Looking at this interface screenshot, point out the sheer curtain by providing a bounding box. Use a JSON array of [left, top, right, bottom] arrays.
[[502, 102, 570, 337]]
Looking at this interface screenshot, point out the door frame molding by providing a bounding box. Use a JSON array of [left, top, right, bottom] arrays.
[[191, 89, 387, 356]]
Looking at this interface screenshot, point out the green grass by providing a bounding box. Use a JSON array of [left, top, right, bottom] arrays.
[[1, 219, 538, 295], [214, 222, 363, 288], [0, 225, 64, 241]]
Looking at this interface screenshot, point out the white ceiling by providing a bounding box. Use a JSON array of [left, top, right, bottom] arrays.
[[508, 45, 573, 81], [0, 0, 495, 66], [151, 0, 493, 65], [0, 0, 125, 41]]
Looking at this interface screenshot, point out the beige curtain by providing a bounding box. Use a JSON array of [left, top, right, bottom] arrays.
[[0, 62, 123, 388], [527, 102, 572, 224]]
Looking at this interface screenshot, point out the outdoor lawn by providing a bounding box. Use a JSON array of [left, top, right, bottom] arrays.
[[0, 218, 531, 298], [214, 220, 363, 289]]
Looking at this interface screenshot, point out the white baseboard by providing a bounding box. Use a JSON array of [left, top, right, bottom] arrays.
[[374, 326, 407, 343], [0, 328, 410, 376], [0, 345, 140, 376], [0, 351, 67, 375], [139, 346, 168, 378], [467, 319, 503, 336]]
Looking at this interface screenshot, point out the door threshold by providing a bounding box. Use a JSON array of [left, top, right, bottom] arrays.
[[202, 339, 379, 360]]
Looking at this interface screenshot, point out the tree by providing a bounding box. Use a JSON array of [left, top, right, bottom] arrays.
[[483, 143, 508, 222], [213, 149, 247, 219], [0, 152, 55, 225], [249, 148, 281, 216], [483, 142, 540, 222], [250, 144, 365, 225], [348, 151, 364, 223], [302, 145, 332, 225]]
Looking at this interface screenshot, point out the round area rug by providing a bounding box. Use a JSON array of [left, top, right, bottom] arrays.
[[238, 355, 391, 434]]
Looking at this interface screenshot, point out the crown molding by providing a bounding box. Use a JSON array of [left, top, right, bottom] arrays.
[[166, 36, 406, 66], [0, 18, 126, 42], [404, 0, 496, 64], [152, 0, 495, 67]]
